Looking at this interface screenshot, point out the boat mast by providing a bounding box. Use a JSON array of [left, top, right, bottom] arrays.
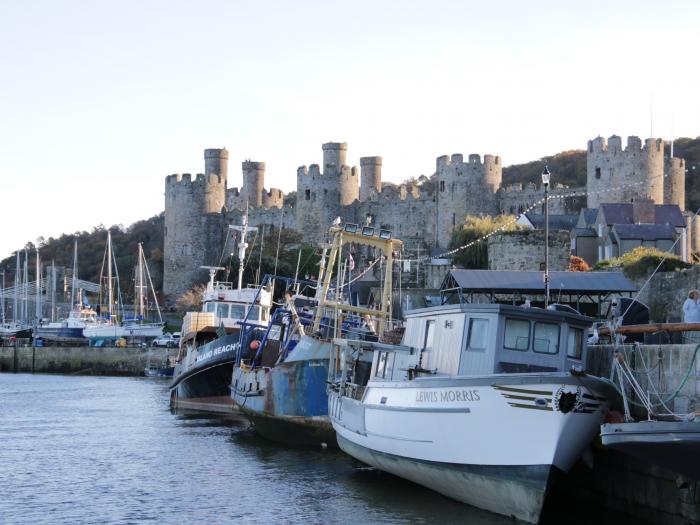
[[0, 270, 5, 326], [107, 231, 113, 321], [137, 243, 145, 319], [35, 248, 41, 323], [13, 251, 19, 324], [51, 260, 56, 322], [229, 208, 257, 291], [23, 249, 28, 325], [141, 244, 163, 324], [70, 240, 78, 308]]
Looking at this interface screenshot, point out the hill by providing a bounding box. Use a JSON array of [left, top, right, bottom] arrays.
[[503, 149, 587, 188], [0, 214, 165, 298]]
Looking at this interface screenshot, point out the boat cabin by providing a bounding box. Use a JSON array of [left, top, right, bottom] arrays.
[[373, 304, 593, 381]]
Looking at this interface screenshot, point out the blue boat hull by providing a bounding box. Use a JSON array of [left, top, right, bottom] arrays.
[[34, 326, 85, 344], [232, 336, 335, 446]]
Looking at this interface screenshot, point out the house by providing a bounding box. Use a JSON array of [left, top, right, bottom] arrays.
[[572, 202, 687, 264]]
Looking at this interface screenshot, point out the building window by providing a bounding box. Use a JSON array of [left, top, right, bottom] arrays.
[[305, 189, 310, 200], [440, 181, 445, 192], [504, 318, 530, 351], [533, 322, 559, 354], [595, 167, 601, 179]]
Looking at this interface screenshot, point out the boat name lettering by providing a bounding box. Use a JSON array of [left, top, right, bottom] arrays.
[[415, 389, 480, 403], [198, 343, 239, 362]]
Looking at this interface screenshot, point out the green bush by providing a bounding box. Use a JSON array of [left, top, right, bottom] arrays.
[[592, 246, 690, 279], [449, 215, 520, 269]]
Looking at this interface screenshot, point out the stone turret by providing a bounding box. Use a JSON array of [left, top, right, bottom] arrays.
[[241, 161, 265, 208], [665, 157, 686, 211], [360, 156, 382, 201], [587, 135, 664, 208], [322, 142, 347, 174], [204, 148, 229, 181]]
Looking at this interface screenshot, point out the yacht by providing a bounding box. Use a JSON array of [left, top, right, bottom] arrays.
[[328, 303, 618, 523]]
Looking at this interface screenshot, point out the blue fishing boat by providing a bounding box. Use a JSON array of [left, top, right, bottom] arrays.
[[231, 224, 401, 446]]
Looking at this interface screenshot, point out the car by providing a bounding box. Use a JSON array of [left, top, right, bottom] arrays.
[[151, 334, 176, 348]]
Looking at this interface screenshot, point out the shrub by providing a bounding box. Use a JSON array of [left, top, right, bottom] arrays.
[[449, 215, 520, 269], [569, 255, 590, 272], [592, 246, 690, 279]]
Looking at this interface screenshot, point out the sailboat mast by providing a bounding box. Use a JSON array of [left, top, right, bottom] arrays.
[[138, 243, 145, 319], [35, 248, 41, 323], [0, 271, 5, 326], [23, 250, 28, 324], [70, 240, 78, 308], [107, 231, 113, 320], [13, 251, 19, 324]]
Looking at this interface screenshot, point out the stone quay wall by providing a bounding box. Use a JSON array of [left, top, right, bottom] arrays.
[[0, 346, 174, 376]]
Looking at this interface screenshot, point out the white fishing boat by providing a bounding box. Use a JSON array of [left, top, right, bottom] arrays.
[[328, 303, 619, 523]]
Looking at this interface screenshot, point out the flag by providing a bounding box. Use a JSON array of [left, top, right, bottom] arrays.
[[348, 252, 355, 271], [216, 322, 226, 339]]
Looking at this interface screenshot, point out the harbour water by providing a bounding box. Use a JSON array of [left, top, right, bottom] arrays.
[[0, 374, 630, 524]]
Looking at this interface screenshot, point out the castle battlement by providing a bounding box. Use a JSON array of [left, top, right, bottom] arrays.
[[436, 152, 501, 170], [588, 135, 664, 155], [242, 160, 265, 170]]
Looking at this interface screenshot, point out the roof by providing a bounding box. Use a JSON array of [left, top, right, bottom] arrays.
[[573, 227, 597, 238], [612, 223, 677, 241], [600, 203, 634, 225], [654, 205, 685, 227], [523, 213, 578, 231], [443, 269, 637, 294], [580, 208, 598, 227]]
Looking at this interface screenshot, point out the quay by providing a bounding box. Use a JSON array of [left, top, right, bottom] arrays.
[[0, 344, 174, 376]]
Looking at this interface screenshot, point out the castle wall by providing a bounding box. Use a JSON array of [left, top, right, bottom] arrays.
[[488, 230, 570, 271], [587, 135, 664, 208], [435, 153, 502, 248], [498, 183, 586, 216]]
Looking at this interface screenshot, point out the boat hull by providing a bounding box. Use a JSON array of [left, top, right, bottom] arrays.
[[34, 326, 86, 344], [330, 373, 614, 523], [336, 432, 553, 523], [231, 336, 335, 446], [601, 420, 700, 478], [170, 334, 240, 415]]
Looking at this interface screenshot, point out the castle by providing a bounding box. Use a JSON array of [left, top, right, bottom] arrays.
[[163, 135, 687, 298]]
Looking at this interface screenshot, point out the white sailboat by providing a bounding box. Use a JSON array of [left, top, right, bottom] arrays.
[[83, 231, 123, 340], [121, 243, 164, 339]]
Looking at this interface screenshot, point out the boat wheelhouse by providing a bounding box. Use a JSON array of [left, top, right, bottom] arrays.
[[329, 303, 618, 523]]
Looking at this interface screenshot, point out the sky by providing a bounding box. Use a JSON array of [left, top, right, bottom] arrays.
[[1, 0, 699, 259]]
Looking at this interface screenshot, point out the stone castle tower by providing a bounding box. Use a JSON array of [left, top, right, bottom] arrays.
[[435, 153, 502, 247], [163, 148, 228, 298], [587, 135, 685, 210], [296, 142, 360, 244]]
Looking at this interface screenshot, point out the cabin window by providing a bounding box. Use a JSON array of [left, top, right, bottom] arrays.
[[567, 327, 583, 359], [504, 318, 530, 351], [248, 305, 261, 321], [376, 351, 388, 378], [533, 322, 560, 354], [424, 320, 435, 351], [216, 303, 229, 319], [229, 304, 246, 319], [467, 318, 488, 351], [206, 303, 216, 313]]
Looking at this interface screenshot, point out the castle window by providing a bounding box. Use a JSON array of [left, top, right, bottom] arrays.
[[595, 167, 601, 179], [305, 189, 310, 200], [609, 168, 614, 178], [452, 213, 456, 226], [440, 181, 445, 192]]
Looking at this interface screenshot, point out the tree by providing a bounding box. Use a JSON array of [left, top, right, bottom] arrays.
[[449, 215, 520, 269], [569, 256, 590, 272]]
